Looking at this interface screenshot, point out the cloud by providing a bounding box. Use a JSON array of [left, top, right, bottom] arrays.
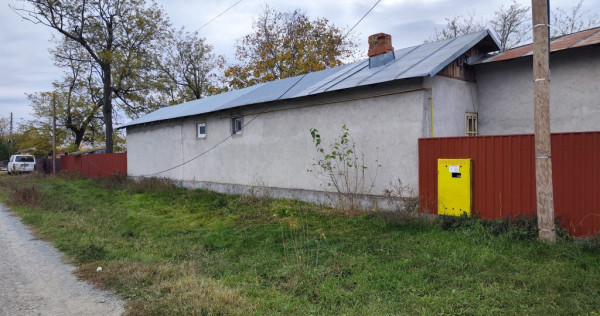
[[2, 0, 599, 124]]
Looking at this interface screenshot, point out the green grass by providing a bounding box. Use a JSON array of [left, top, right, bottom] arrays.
[[0, 173, 599, 315]]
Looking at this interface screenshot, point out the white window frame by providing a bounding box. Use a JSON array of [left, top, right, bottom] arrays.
[[465, 112, 478, 136], [196, 122, 206, 138], [232, 117, 243, 135]]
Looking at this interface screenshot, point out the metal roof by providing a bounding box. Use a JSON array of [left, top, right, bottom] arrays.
[[121, 30, 499, 128], [477, 26, 600, 64]]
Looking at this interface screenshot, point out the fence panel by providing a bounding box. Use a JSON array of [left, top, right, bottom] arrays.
[[59, 153, 127, 179], [419, 132, 600, 237]]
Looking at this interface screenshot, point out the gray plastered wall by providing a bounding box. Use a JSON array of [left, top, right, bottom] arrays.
[[127, 79, 429, 196], [425, 76, 479, 137], [475, 46, 600, 135]]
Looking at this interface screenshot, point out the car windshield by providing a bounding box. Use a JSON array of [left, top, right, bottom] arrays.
[[15, 156, 34, 162]]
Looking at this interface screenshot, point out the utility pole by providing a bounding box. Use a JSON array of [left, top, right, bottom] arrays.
[[52, 93, 57, 175], [9, 112, 13, 139], [532, 0, 556, 243], [8, 112, 13, 154]]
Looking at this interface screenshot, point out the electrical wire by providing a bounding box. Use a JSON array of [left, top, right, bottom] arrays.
[[143, 74, 307, 177], [195, 0, 245, 33], [342, 0, 382, 40], [138, 0, 383, 177]]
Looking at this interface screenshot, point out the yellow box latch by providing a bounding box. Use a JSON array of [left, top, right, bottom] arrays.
[[438, 159, 472, 216]]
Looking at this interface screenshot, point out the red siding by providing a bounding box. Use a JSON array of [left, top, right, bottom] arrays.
[[419, 132, 600, 237], [60, 153, 127, 179]]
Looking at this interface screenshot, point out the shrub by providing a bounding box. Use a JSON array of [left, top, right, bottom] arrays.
[[308, 125, 379, 211], [127, 176, 177, 194], [439, 214, 539, 240], [8, 185, 46, 208]]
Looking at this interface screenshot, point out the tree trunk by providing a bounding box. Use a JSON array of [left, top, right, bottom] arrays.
[[73, 128, 85, 149], [102, 64, 114, 153]]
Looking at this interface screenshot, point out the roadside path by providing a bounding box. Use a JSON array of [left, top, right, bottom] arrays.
[[0, 204, 124, 316]]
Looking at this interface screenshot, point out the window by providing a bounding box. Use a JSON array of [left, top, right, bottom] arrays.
[[16, 156, 35, 162], [196, 123, 206, 138], [232, 117, 243, 135], [465, 113, 478, 136]]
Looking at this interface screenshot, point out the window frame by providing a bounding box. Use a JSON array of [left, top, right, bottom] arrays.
[[232, 117, 243, 135], [196, 122, 206, 139], [465, 112, 478, 136]]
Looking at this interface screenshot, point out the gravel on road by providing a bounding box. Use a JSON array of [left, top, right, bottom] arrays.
[[0, 203, 124, 316]]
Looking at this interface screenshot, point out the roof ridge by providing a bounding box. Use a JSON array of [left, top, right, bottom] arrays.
[[394, 36, 459, 79], [355, 45, 421, 86]]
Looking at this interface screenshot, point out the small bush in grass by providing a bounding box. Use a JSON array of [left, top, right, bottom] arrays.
[[126, 177, 177, 194], [238, 187, 270, 208], [58, 170, 86, 180], [8, 185, 46, 208], [578, 234, 600, 251], [94, 175, 176, 194], [439, 214, 539, 240], [94, 171, 129, 191], [384, 178, 419, 214]]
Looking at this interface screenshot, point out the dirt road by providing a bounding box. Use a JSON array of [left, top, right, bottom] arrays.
[[0, 204, 124, 316]]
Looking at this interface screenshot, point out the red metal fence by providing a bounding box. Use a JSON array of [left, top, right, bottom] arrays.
[[419, 132, 600, 237], [61, 153, 127, 178]]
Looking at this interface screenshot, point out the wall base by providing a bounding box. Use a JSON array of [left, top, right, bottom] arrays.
[[173, 179, 418, 213]]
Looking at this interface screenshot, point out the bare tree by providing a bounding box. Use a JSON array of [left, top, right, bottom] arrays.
[[12, 0, 170, 153], [428, 0, 599, 50], [552, 0, 600, 37], [426, 14, 486, 42], [490, 0, 530, 50]]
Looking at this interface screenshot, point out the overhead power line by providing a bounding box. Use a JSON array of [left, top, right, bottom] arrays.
[[342, 0, 382, 40], [195, 0, 245, 33], [140, 0, 383, 177], [144, 74, 307, 177]]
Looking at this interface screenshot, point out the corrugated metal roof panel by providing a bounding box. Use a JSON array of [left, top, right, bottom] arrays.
[[121, 30, 499, 128], [478, 26, 600, 64]]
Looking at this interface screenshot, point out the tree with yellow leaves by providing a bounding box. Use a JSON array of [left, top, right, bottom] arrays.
[[225, 6, 358, 90]]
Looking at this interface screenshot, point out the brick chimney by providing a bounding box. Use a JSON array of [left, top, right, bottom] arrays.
[[368, 33, 394, 57]]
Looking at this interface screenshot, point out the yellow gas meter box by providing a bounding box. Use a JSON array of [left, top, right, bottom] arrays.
[[437, 159, 472, 216]]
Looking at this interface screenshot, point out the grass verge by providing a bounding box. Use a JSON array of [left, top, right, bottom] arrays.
[[0, 173, 599, 315]]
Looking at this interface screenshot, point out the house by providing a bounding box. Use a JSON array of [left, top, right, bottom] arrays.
[[121, 27, 600, 206]]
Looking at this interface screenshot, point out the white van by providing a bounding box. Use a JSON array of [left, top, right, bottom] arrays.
[[7, 155, 36, 175]]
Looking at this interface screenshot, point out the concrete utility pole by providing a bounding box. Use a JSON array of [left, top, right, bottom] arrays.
[[52, 93, 57, 175], [532, 0, 556, 243]]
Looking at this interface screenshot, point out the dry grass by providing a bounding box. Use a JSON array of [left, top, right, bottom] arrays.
[[76, 261, 251, 315], [7, 185, 46, 208]]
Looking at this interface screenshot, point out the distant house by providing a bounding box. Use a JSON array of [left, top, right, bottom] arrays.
[[121, 27, 600, 205]]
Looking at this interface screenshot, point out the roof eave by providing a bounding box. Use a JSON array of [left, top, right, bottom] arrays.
[[428, 30, 501, 77]]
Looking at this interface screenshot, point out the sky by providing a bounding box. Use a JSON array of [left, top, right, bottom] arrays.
[[1, 0, 599, 126]]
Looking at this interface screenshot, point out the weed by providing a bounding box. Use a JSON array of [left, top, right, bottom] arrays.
[[238, 177, 271, 207], [439, 214, 540, 240], [279, 220, 326, 290], [127, 177, 176, 194], [383, 178, 419, 214], [8, 185, 46, 208], [577, 233, 600, 251], [58, 169, 86, 180], [309, 125, 380, 212]]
